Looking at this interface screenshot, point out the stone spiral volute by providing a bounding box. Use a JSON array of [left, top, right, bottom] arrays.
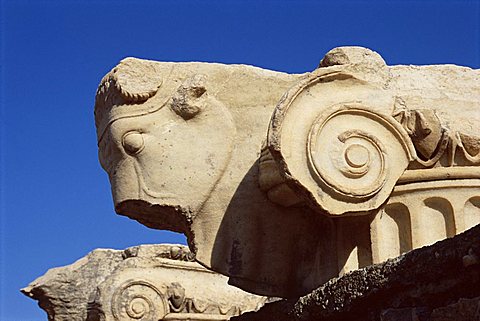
[[111, 280, 168, 321], [265, 72, 416, 215], [308, 105, 404, 200]]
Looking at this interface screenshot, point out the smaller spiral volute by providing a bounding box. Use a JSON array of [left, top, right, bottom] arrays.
[[111, 280, 168, 321]]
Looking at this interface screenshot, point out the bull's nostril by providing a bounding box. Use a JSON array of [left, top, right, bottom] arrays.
[[122, 131, 145, 155]]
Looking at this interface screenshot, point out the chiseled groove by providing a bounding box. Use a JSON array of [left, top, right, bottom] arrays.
[[464, 196, 480, 231], [423, 197, 456, 238]]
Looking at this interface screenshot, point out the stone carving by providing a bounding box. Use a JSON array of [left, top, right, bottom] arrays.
[[22, 244, 266, 321], [392, 100, 480, 168], [110, 279, 168, 320], [95, 47, 480, 297]]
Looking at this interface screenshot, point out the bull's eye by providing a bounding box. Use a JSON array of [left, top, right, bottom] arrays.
[[122, 131, 145, 155]]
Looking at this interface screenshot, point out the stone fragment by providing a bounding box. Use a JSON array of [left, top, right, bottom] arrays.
[[22, 244, 266, 321], [22, 248, 124, 321], [94, 47, 480, 297]]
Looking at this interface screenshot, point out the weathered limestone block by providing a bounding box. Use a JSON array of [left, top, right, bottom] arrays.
[[22, 244, 266, 321], [95, 47, 480, 297]]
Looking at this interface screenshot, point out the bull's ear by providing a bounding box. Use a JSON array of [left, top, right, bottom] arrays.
[[170, 74, 207, 120]]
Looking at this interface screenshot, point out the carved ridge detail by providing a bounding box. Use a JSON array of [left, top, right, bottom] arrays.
[[393, 99, 480, 168], [123, 245, 196, 262], [166, 283, 242, 316], [159, 245, 196, 262]]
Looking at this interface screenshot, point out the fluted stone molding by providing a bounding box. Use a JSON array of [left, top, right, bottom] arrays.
[[94, 47, 480, 297], [22, 244, 267, 321]]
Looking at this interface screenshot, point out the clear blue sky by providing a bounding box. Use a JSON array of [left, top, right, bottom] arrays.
[[1, 1, 479, 320]]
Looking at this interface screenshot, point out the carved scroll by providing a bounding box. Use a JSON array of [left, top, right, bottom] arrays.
[[265, 72, 415, 215], [89, 245, 267, 321], [111, 280, 169, 320]]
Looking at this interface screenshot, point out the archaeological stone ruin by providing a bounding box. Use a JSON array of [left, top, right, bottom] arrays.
[[24, 47, 480, 320]]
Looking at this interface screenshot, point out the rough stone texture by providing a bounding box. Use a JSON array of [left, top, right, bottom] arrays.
[[22, 244, 266, 321], [94, 46, 480, 298], [22, 248, 125, 321], [429, 297, 480, 321], [233, 224, 480, 321]]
